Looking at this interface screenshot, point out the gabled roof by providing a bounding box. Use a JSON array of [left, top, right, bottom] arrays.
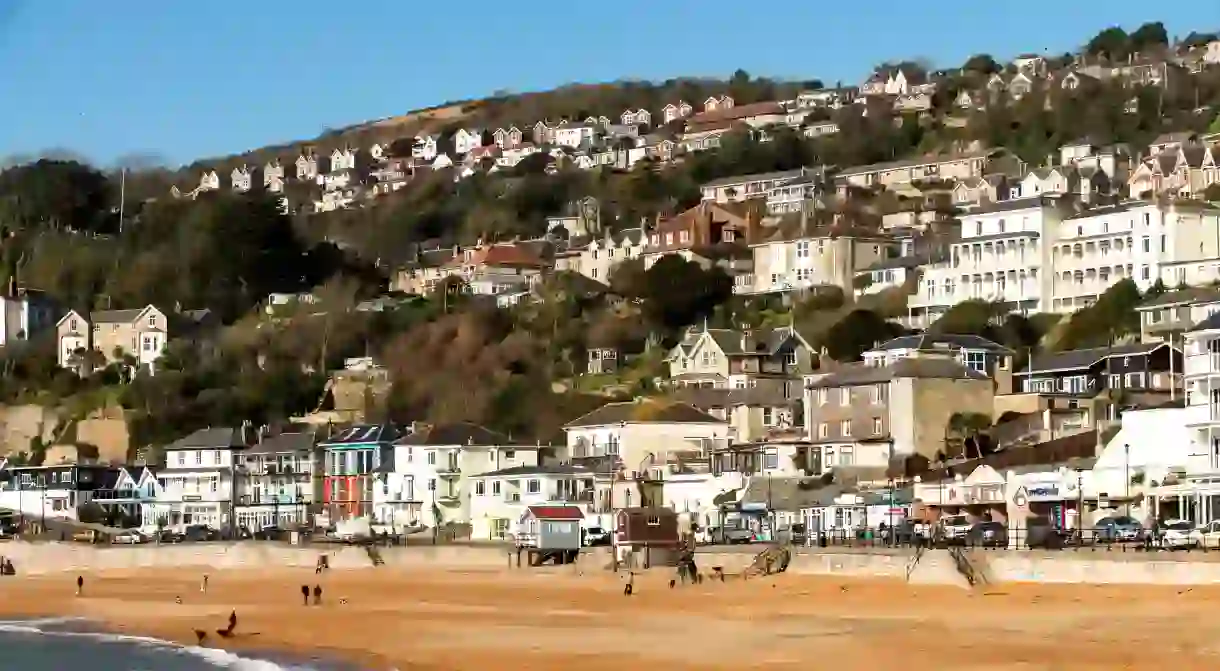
[[564, 400, 724, 428], [246, 431, 314, 455], [166, 427, 247, 451], [1017, 343, 1171, 375], [522, 505, 584, 521], [807, 357, 988, 388], [396, 422, 511, 446], [1137, 286, 1220, 310], [869, 333, 1013, 355]]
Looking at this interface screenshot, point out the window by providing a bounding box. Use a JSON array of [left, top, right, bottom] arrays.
[[1109, 373, 1121, 388], [839, 446, 854, 466], [840, 420, 852, 437], [818, 423, 829, 439], [963, 351, 987, 373], [474, 481, 485, 495], [997, 357, 1009, 370], [427, 478, 436, 491], [1142, 237, 1150, 253], [997, 219, 1005, 233], [527, 479, 540, 494], [177, 452, 185, 466], [427, 451, 436, 465], [194, 451, 202, 465], [148, 315, 156, 328], [492, 481, 501, 495], [840, 388, 850, 405], [818, 389, 827, 405], [870, 385, 881, 403], [70, 319, 78, 331], [764, 450, 779, 470], [1126, 372, 1145, 388], [679, 231, 691, 244], [762, 407, 775, 425], [210, 478, 218, 493], [796, 241, 810, 258], [212, 450, 221, 465], [646, 515, 661, 526], [783, 351, 797, 366], [873, 418, 883, 435], [504, 450, 515, 460]]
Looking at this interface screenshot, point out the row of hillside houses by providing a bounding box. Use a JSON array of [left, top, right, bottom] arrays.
[[170, 42, 1220, 216], [15, 301, 1220, 543], [404, 133, 1218, 320]]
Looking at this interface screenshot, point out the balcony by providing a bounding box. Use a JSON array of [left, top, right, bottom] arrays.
[[435, 461, 460, 476], [436, 490, 461, 503], [1185, 353, 1220, 378]]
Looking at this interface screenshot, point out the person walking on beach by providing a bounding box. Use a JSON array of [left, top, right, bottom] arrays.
[[75, 575, 83, 597], [201, 573, 209, 593], [300, 584, 310, 606], [313, 584, 323, 606]]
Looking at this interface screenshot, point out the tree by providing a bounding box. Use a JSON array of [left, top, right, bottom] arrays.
[[1129, 22, 1169, 53], [629, 255, 733, 336], [821, 310, 905, 362], [0, 159, 114, 232], [1086, 26, 1131, 59], [962, 53, 1000, 75], [945, 412, 994, 460]]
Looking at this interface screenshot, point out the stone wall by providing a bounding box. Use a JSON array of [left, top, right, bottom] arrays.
[[10, 542, 1220, 586]]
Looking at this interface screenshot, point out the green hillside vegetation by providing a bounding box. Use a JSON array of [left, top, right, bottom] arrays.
[[0, 21, 1218, 455]]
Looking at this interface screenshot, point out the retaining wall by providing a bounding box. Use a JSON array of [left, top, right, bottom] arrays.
[[9, 542, 1220, 585]]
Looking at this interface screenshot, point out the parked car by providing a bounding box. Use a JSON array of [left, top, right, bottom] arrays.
[[1094, 516, 1143, 543], [1025, 515, 1066, 550], [582, 526, 610, 547], [156, 529, 185, 543], [111, 531, 147, 545], [967, 521, 1007, 548], [1161, 519, 1198, 549], [1193, 520, 1220, 549], [938, 514, 973, 544], [718, 527, 756, 544], [183, 525, 220, 542]]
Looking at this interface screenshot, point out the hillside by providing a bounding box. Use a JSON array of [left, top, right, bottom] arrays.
[[0, 20, 1218, 459]]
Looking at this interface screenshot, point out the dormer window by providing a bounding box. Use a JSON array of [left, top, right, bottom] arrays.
[[148, 315, 156, 328]]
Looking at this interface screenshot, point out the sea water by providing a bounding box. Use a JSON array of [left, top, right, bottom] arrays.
[[0, 617, 360, 670]]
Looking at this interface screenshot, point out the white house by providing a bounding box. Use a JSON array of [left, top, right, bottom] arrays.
[[562, 400, 732, 476], [412, 135, 438, 161], [230, 166, 253, 193], [453, 128, 484, 155], [553, 123, 597, 148], [467, 464, 603, 540], [372, 423, 538, 531], [263, 160, 285, 193], [233, 431, 316, 530], [147, 426, 250, 532]]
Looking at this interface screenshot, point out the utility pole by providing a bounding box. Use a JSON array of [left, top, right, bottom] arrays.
[[118, 168, 127, 234]]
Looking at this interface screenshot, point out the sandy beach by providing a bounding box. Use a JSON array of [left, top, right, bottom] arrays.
[[1, 563, 1220, 670]]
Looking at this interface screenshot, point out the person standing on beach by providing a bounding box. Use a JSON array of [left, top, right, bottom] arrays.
[[313, 584, 322, 605], [201, 573, 209, 593], [300, 584, 310, 606], [75, 575, 83, 597]]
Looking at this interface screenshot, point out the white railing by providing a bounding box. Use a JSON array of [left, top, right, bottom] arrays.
[[1185, 353, 1220, 377]]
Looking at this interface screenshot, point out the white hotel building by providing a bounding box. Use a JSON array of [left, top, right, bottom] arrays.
[[909, 197, 1220, 327]]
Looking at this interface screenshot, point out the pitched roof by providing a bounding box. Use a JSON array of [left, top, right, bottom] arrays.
[[564, 400, 724, 428], [1194, 311, 1220, 331], [245, 431, 314, 455], [166, 427, 247, 450], [442, 243, 543, 269], [91, 308, 149, 324], [1137, 286, 1220, 310], [670, 386, 796, 409], [870, 333, 1013, 354], [701, 168, 813, 189], [397, 422, 511, 446], [688, 101, 785, 124], [807, 357, 988, 388], [523, 505, 584, 521], [1018, 343, 1169, 375]]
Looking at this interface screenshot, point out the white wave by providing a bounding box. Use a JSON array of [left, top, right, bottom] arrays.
[[0, 619, 320, 670]]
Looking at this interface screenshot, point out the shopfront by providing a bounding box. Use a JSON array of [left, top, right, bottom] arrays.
[[1006, 469, 1082, 531]]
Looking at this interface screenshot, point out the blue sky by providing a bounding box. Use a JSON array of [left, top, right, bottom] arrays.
[[0, 1, 1214, 167]]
